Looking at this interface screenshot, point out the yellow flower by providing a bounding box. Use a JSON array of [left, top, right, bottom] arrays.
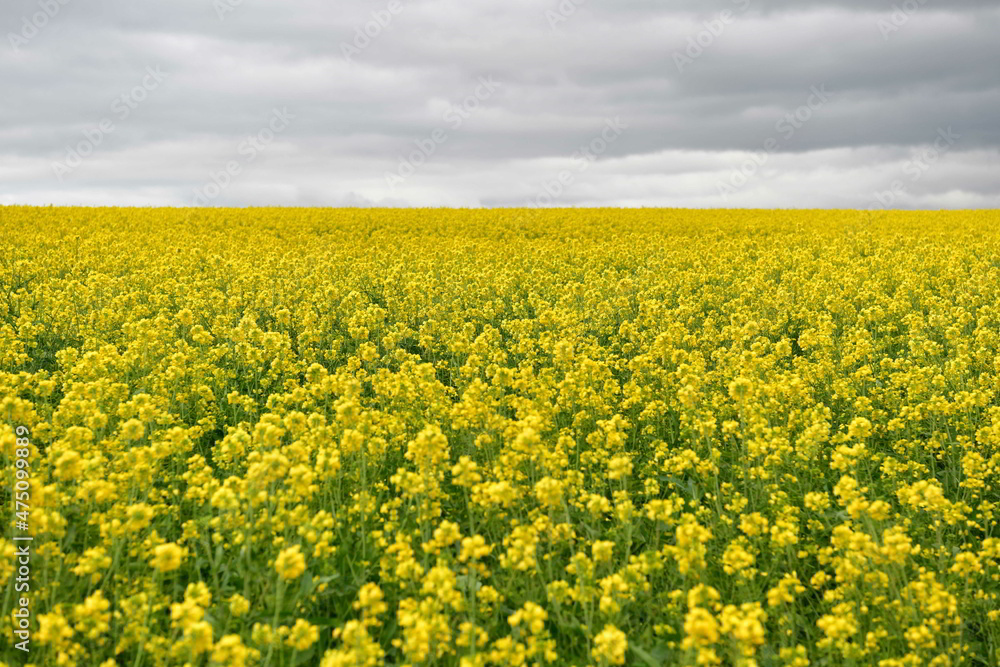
[[847, 417, 873, 440], [592, 624, 628, 665], [728, 377, 753, 401], [212, 635, 250, 667], [607, 455, 633, 481], [186, 620, 214, 655], [722, 539, 756, 576], [509, 601, 548, 635], [275, 545, 307, 581], [229, 594, 251, 617], [149, 543, 186, 573], [73, 590, 111, 640], [251, 622, 276, 647], [592, 540, 614, 564], [534, 477, 564, 507], [354, 583, 388, 624], [451, 456, 482, 487], [286, 618, 320, 651], [459, 535, 492, 563], [683, 607, 719, 649], [121, 418, 145, 441]]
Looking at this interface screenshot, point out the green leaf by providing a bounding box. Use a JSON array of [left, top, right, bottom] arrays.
[[292, 647, 317, 665], [299, 571, 314, 597], [629, 644, 661, 667]]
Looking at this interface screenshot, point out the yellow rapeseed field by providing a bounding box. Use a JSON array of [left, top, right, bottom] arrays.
[[2, 206, 1000, 667]]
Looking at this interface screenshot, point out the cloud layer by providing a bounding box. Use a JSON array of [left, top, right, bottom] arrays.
[[2, 0, 998, 208]]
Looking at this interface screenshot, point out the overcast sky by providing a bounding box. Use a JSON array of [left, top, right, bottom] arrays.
[[2, 0, 998, 208]]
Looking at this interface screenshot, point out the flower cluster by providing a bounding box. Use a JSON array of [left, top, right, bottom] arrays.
[[1, 207, 1000, 666]]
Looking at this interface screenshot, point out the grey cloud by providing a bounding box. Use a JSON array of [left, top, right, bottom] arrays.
[[1, 0, 997, 207]]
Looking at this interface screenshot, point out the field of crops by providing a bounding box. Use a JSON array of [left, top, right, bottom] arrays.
[[2, 207, 1000, 666]]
